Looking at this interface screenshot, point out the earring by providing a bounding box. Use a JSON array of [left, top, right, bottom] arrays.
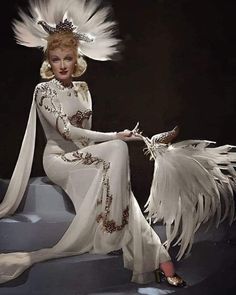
[[72, 56, 87, 78], [40, 60, 54, 79]]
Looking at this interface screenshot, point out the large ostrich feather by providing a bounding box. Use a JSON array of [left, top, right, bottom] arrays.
[[132, 123, 236, 260]]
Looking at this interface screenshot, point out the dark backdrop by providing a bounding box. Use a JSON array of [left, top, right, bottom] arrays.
[[0, 0, 236, 207]]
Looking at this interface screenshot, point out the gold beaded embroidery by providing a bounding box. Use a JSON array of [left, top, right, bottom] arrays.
[[35, 84, 57, 107], [61, 151, 103, 165], [78, 136, 90, 147], [68, 109, 92, 128], [60, 151, 129, 233], [36, 82, 73, 140]]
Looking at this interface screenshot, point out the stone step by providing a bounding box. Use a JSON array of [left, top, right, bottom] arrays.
[[0, 214, 73, 251], [0, 177, 75, 215], [0, 177, 235, 294], [0, 238, 235, 295], [0, 177, 232, 252], [1, 214, 230, 253], [0, 253, 132, 295], [0, 176, 76, 251]]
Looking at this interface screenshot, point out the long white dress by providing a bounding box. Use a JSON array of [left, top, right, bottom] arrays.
[[0, 78, 170, 284]]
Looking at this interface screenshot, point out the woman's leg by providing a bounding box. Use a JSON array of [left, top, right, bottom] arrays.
[[45, 140, 175, 283], [0, 140, 177, 285], [160, 261, 175, 276]]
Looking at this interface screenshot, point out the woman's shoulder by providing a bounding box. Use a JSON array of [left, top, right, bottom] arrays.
[[34, 80, 52, 93], [73, 80, 89, 93], [33, 80, 56, 105], [73, 80, 91, 108]]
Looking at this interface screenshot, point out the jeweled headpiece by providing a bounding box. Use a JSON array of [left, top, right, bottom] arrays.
[[37, 19, 94, 42], [12, 0, 121, 61]]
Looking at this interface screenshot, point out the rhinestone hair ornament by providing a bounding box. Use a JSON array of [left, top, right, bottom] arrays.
[[37, 19, 94, 42], [12, 0, 121, 61]]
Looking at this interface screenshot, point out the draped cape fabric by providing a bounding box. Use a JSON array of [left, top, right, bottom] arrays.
[[0, 92, 36, 218]]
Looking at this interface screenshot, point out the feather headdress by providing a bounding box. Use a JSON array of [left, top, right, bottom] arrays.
[[12, 0, 121, 61]]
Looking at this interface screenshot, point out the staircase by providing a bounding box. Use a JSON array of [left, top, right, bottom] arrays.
[[0, 177, 235, 295], [0, 177, 133, 294]]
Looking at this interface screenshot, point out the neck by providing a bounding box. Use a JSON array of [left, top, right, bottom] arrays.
[[56, 78, 73, 88]]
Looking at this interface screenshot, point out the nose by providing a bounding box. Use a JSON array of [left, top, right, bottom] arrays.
[[60, 60, 66, 69]]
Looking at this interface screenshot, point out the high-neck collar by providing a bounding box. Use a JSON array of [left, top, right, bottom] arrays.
[[51, 78, 74, 90]]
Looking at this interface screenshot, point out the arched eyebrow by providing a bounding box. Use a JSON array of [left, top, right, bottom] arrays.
[[50, 54, 74, 59], [49, 55, 60, 59]]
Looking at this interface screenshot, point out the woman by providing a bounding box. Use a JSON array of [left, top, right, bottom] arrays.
[[0, 0, 185, 287]]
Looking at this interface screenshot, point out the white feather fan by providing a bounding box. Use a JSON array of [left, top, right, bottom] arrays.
[[145, 139, 236, 260], [132, 123, 236, 260]]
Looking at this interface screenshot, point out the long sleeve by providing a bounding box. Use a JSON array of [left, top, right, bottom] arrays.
[[34, 82, 117, 143]]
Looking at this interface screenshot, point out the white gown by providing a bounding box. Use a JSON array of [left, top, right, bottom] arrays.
[[0, 78, 170, 284]]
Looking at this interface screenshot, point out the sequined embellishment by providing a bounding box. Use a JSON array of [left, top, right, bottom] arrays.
[[68, 109, 92, 128], [74, 82, 89, 101], [78, 137, 90, 147], [50, 78, 89, 100], [51, 78, 73, 91], [61, 151, 104, 166], [35, 84, 57, 107], [50, 78, 79, 97], [35, 82, 71, 140], [96, 205, 129, 233], [61, 151, 129, 233]]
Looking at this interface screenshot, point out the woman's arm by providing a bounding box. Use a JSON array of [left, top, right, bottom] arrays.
[[34, 83, 117, 142]]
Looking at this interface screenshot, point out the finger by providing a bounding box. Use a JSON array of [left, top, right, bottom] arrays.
[[132, 122, 139, 132], [124, 130, 132, 136]]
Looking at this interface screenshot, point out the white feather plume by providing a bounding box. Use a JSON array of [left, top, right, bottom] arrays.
[[12, 0, 121, 60], [144, 139, 236, 260], [68, 0, 120, 60]]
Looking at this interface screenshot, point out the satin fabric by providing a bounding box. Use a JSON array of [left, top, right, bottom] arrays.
[[0, 78, 170, 284]]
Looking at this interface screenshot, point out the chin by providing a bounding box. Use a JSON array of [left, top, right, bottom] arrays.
[[57, 74, 71, 82]]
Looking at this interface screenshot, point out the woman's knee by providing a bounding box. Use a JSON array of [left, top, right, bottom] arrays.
[[111, 139, 129, 155]]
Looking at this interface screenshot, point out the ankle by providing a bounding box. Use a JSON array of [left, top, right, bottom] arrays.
[[159, 261, 175, 277]]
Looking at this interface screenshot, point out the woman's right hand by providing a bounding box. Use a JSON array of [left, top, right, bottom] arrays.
[[116, 130, 143, 142]]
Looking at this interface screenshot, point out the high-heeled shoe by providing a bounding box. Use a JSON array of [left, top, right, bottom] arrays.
[[151, 125, 180, 145], [155, 269, 186, 287]]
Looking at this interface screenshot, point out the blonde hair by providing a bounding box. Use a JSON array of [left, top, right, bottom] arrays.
[[40, 32, 87, 79], [46, 32, 77, 56]]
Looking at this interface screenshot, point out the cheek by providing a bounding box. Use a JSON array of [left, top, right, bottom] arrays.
[[69, 61, 76, 72], [50, 63, 59, 73]]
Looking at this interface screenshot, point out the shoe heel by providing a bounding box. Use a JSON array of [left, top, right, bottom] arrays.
[[155, 269, 162, 283]]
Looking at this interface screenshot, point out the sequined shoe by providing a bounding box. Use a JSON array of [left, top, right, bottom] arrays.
[[154, 125, 180, 144], [155, 270, 186, 287]]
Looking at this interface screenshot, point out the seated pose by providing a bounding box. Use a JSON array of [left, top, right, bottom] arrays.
[[1, 0, 235, 288], [0, 0, 186, 287]]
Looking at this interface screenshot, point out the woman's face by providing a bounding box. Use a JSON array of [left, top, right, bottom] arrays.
[[48, 47, 76, 85]]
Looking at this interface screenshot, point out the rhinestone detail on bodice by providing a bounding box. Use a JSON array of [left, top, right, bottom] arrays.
[[68, 109, 92, 128]]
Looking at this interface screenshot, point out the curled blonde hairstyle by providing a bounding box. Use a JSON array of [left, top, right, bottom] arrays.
[[40, 32, 87, 79]]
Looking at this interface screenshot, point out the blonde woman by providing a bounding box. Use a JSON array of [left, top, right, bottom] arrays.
[[0, 0, 185, 287]]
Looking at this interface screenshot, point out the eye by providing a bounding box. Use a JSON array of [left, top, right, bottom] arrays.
[[51, 57, 59, 63], [65, 56, 73, 61]]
